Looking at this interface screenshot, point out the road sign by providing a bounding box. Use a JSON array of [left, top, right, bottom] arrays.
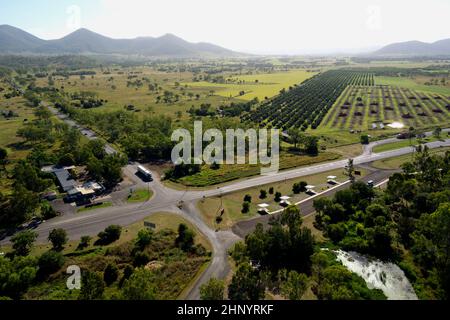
[[144, 221, 156, 229]]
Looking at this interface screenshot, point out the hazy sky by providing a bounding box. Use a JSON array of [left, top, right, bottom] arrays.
[[1, 0, 449, 54]]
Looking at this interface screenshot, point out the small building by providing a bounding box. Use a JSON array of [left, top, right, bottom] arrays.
[[65, 186, 95, 203], [54, 169, 77, 192], [305, 185, 317, 195], [42, 165, 77, 192], [257, 203, 270, 215], [327, 176, 338, 185], [279, 196, 291, 207], [83, 181, 104, 195]]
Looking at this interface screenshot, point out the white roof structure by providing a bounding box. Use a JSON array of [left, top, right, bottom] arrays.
[[280, 196, 291, 201], [137, 165, 152, 176], [258, 203, 270, 208]]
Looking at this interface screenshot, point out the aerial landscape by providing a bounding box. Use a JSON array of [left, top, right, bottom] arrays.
[[0, 0, 449, 310]]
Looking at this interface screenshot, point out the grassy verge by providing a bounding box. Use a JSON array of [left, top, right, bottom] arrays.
[[174, 151, 341, 187], [371, 146, 450, 170], [373, 136, 439, 153], [126, 188, 153, 203]]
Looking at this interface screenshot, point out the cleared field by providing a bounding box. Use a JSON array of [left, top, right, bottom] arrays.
[[197, 167, 367, 229], [0, 91, 36, 193], [322, 85, 450, 131], [35, 66, 240, 120], [183, 70, 316, 101], [376, 76, 450, 96]]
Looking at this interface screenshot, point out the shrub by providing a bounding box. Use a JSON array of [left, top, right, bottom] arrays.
[[96, 225, 122, 245], [104, 263, 119, 286], [38, 251, 65, 276], [259, 190, 267, 199], [77, 236, 92, 250], [274, 192, 282, 202], [242, 202, 250, 214], [133, 252, 150, 267]]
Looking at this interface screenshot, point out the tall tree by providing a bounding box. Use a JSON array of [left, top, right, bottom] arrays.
[[228, 263, 265, 300], [11, 230, 38, 256], [122, 268, 156, 300], [48, 228, 68, 252], [79, 271, 105, 300], [200, 278, 225, 300], [344, 159, 355, 183]]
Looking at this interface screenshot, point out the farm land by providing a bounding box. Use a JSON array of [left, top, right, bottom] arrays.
[[322, 84, 450, 131], [183, 69, 317, 101]]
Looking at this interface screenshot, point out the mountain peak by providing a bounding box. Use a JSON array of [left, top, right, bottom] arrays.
[[0, 25, 241, 57], [159, 33, 186, 41], [63, 27, 109, 39]]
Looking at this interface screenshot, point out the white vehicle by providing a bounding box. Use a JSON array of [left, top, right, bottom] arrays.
[[137, 165, 153, 181]]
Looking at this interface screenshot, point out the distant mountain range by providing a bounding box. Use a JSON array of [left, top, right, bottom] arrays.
[[1, 25, 449, 58], [374, 38, 450, 56], [0, 25, 240, 58]]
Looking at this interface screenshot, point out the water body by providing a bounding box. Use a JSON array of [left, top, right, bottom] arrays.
[[335, 250, 418, 300]]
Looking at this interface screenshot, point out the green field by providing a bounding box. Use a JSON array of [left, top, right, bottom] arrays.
[[376, 76, 450, 96], [0, 90, 37, 193], [183, 70, 316, 101], [322, 85, 450, 131]]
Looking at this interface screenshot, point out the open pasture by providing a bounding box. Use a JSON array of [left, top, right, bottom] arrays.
[[322, 85, 450, 131], [182, 69, 316, 101], [376, 76, 450, 96], [34, 66, 239, 120]]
